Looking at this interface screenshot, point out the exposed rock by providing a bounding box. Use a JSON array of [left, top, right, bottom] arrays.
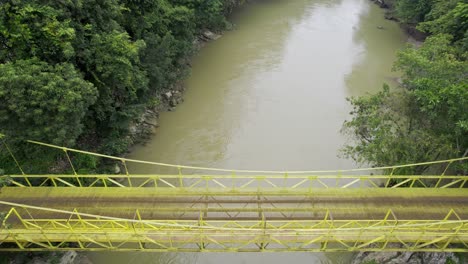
[[128, 124, 137, 135], [377, 26, 384, 29], [384, 12, 398, 21], [144, 118, 158, 127], [401, 24, 427, 41], [352, 244, 461, 264], [170, 98, 177, 107], [423, 252, 461, 264], [59, 251, 77, 264], [164, 91, 173, 100], [352, 251, 399, 264], [201, 30, 221, 41], [27, 252, 78, 264], [371, 0, 388, 8], [145, 109, 155, 115], [114, 163, 121, 174], [73, 253, 93, 264]]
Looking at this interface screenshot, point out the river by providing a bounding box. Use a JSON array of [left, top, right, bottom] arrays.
[[87, 0, 407, 263]]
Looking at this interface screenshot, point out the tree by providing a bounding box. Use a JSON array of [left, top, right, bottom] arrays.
[[341, 86, 454, 174], [418, 1, 468, 49], [0, 59, 97, 146], [169, 0, 226, 30], [84, 31, 147, 124], [342, 35, 467, 174], [0, 0, 237, 158], [395, 0, 434, 24], [0, 1, 75, 63], [394, 34, 468, 154]]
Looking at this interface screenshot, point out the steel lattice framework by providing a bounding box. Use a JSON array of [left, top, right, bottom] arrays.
[[1, 202, 467, 253], [0, 139, 467, 252]]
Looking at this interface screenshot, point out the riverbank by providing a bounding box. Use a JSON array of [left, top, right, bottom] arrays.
[[105, 2, 247, 173], [349, 1, 465, 264], [352, 250, 462, 264], [123, 2, 248, 155], [126, 30, 223, 147], [369, 0, 427, 40]]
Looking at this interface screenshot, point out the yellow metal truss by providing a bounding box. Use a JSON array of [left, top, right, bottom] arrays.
[[0, 139, 467, 252], [3, 174, 468, 189], [1, 203, 467, 252]]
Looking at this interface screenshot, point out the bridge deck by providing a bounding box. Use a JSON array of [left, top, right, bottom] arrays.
[[1, 187, 467, 221], [1, 187, 467, 252]]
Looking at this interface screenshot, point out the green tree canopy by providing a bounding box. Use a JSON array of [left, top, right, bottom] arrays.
[[395, 0, 434, 24], [0, 1, 75, 63], [0, 59, 96, 146], [342, 86, 455, 173], [394, 34, 468, 148], [0, 0, 240, 160], [342, 34, 467, 174], [418, 1, 468, 49]]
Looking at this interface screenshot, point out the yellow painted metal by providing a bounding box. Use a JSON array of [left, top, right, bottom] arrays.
[[0, 139, 466, 252], [1, 187, 465, 219], [3, 174, 467, 189], [23, 139, 468, 175], [0, 185, 467, 252], [0, 202, 467, 252]]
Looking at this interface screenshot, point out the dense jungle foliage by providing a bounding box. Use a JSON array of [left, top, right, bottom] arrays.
[[342, 0, 468, 174], [0, 0, 244, 173]]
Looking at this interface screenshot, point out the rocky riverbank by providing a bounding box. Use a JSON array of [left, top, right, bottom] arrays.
[[369, 0, 426, 41], [125, 2, 247, 149], [352, 246, 462, 264], [127, 29, 222, 146]]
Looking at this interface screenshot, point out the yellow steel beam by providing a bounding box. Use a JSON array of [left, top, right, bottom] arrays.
[[0, 187, 466, 221], [0, 199, 467, 252], [2, 174, 467, 189]]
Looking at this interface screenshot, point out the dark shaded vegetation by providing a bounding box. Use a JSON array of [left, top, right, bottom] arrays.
[[0, 0, 244, 174]]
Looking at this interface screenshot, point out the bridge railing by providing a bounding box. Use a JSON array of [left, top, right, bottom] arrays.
[[0, 139, 466, 189], [2, 174, 467, 189]]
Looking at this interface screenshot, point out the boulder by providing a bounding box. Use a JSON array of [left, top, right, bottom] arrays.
[[128, 124, 137, 135], [375, 0, 388, 8], [352, 251, 399, 264], [59, 251, 77, 264], [145, 109, 155, 115], [72, 252, 94, 264], [114, 163, 121, 174], [201, 30, 221, 41], [170, 98, 177, 107], [164, 91, 173, 100], [144, 118, 158, 127], [423, 252, 460, 264]]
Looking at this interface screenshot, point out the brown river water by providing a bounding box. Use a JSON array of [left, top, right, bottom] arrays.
[[86, 0, 408, 263]]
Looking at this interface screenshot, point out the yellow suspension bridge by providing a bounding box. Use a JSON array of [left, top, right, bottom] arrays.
[[0, 140, 467, 253]]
